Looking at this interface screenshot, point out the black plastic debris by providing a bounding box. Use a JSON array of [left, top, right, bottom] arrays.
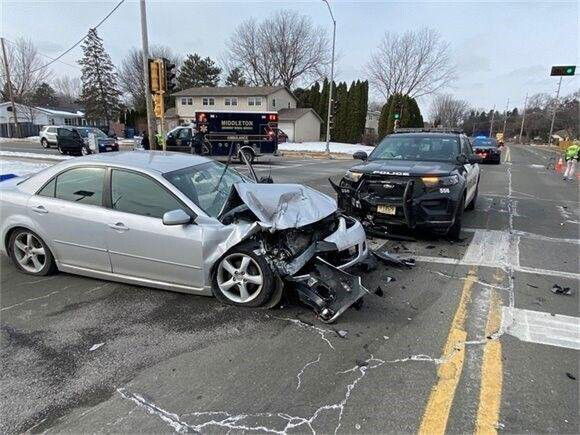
[[566, 372, 576, 380], [426, 245, 436, 250], [372, 250, 415, 268], [527, 283, 539, 289], [356, 359, 369, 367], [374, 286, 384, 297], [551, 284, 574, 296]]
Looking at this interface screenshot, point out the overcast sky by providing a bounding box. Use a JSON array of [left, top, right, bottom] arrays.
[[2, 0, 578, 113]]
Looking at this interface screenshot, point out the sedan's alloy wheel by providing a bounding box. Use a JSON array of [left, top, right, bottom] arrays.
[[13, 232, 46, 273], [217, 253, 263, 303]]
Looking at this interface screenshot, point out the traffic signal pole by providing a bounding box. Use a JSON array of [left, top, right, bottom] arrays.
[[547, 76, 562, 146], [139, 0, 156, 149]]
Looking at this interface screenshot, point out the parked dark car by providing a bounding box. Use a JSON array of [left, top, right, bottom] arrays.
[[56, 127, 118, 156], [332, 129, 482, 239], [471, 136, 501, 164]]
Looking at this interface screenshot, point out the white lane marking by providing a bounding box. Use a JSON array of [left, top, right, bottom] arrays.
[[511, 229, 580, 245], [501, 307, 580, 350], [463, 229, 511, 267], [0, 291, 60, 311]]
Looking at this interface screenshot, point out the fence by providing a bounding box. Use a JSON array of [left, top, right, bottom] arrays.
[[0, 123, 41, 138]]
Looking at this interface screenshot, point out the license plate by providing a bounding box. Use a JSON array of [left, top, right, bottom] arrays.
[[377, 205, 396, 215]]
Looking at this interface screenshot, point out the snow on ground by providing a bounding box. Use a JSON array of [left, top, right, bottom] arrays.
[[278, 141, 374, 155], [0, 151, 71, 160], [0, 160, 53, 177], [0, 136, 39, 143]]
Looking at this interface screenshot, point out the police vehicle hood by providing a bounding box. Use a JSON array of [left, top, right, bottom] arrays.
[[350, 160, 456, 177]]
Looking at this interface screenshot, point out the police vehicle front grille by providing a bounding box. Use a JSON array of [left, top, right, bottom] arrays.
[[359, 176, 409, 198]]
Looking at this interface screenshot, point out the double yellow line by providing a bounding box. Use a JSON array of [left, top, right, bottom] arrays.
[[418, 267, 503, 435]]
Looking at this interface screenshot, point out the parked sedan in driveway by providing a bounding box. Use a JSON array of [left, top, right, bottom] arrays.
[[0, 152, 368, 322]]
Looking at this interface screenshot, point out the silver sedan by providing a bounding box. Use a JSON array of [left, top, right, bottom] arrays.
[[0, 152, 368, 320]]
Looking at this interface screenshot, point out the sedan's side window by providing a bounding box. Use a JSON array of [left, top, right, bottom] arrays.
[[111, 170, 183, 219], [53, 167, 105, 206]]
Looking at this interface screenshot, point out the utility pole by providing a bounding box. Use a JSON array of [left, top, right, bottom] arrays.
[[139, 0, 156, 149], [502, 98, 509, 136], [1, 37, 20, 138], [322, 0, 335, 156], [547, 76, 563, 146], [489, 105, 496, 137], [519, 93, 528, 144]]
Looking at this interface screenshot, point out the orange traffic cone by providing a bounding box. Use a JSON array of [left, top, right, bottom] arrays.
[[555, 157, 564, 173]]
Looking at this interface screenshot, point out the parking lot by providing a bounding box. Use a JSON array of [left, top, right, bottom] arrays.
[[0, 144, 578, 433]]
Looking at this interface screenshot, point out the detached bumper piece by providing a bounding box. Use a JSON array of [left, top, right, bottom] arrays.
[[372, 250, 415, 268], [289, 258, 369, 323]]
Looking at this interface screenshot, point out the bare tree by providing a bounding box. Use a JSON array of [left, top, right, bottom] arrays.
[[0, 37, 51, 101], [52, 75, 82, 105], [225, 10, 331, 88], [429, 94, 470, 127], [367, 28, 455, 100], [118, 45, 180, 110]]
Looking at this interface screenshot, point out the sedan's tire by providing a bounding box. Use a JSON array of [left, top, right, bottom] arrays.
[[57, 145, 65, 155], [8, 229, 57, 276], [212, 244, 276, 308], [466, 183, 478, 211], [447, 196, 465, 240], [41, 138, 49, 149]]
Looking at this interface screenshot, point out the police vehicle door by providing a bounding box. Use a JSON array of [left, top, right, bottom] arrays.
[[461, 136, 479, 202]]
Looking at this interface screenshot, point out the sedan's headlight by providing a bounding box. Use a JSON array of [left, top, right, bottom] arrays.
[[344, 170, 363, 182], [421, 175, 459, 187]]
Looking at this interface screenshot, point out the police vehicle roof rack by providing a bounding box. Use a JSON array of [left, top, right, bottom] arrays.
[[393, 127, 464, 134]]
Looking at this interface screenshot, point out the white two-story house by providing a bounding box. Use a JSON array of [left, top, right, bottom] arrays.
[[171, 86, 321, 142]]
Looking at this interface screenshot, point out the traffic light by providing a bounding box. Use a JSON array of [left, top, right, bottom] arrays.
[[163, 58, 178, 92], [153, 93, 164, 118], [148, 59, 163, 93], [394, 119, 400, 130], [550, 65, 576, 76]]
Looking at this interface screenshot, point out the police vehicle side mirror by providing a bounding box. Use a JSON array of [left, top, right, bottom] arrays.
[[456, 154, 468, 165], [353, 151, 368, 161]]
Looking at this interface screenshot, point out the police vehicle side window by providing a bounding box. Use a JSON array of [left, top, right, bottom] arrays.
[[461, 137, 471, 155]]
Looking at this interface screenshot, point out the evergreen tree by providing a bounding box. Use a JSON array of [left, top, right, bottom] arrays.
[[224, 67, 246, 86], [78, 28, 121, 124], [178, 54, 221, 89], [309, 82, 321, 114], [293, 87, 309, 108], [333, 82, 349, 142], [31, 82, 58, 107]]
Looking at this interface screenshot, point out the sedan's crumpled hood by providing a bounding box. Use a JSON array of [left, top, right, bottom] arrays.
[[232, 183, 337, 230], [351, 160, 456, 177]]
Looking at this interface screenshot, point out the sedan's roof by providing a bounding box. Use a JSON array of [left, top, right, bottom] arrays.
[[75, 151, 212, 173]]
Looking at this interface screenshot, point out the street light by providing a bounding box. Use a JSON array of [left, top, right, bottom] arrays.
[[322, 0, 336, 156]]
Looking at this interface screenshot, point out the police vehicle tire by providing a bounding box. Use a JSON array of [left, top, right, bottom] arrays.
[[212, 243, 276, 308], [448, 195, 465, 239], [466, 183, 478, 211]]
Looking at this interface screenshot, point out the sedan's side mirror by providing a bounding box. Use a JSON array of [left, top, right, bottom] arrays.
[[353, 151, 368, 161], [468, 155, 483, 164], [162, 209, 193, 226]]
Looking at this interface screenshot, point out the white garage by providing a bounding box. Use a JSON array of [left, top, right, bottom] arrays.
[[278, 108, 322, 142]]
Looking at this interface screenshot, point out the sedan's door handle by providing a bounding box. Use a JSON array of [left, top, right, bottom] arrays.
[[32, 205, 48, 214], [108, 222, 129, 231]]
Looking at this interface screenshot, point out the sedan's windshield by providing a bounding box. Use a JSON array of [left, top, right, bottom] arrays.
[[369, 135, 460, 162], [472, 138, 497, 148], [163, 161, 250, 218]]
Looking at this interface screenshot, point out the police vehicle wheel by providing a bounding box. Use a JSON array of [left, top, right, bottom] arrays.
[[448, 196, 465, 239], [212, 244, 276, 308]]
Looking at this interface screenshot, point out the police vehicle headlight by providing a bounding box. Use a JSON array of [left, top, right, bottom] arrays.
[[344, 170, 363, 182], [421, 175, 459, 187]]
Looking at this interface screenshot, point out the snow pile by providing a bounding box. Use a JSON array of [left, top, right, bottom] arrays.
[[279, 141, 374, 156], [0, 136, 40, 143], [0, 160, 52, 177], [0, 151, 71, 160]]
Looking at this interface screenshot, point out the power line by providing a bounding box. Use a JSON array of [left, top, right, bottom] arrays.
[[29, 0, 126, 74], [3, 38, 80, 71]]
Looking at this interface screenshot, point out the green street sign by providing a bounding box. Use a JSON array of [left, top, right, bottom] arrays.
[[550, 65, 576, 76]]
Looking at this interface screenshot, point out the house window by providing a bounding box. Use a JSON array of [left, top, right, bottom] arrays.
[[225, 97, 238, 106], [248, 97, 262, 107], [272, 98, 276, 108], [181, 98, 186, 105], [187, 98, 193, 105], [64, 118, 71, 125], [202, 97, 215, 106], [288, 102, 291, 108]]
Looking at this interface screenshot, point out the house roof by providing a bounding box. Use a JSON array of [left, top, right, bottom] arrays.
[[0, 102, 83, 117], [172, 86, 286, 97], [278, 108, 322, 122]]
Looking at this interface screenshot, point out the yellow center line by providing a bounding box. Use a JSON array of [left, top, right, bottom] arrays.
[[418, 267, 477, 435], [474, 279, 504, 434]]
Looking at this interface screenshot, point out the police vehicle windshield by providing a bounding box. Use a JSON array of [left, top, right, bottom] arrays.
[[369, 135, 460, 162]]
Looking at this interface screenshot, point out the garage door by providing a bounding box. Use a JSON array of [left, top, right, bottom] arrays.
[[278, 121, 294, 142]]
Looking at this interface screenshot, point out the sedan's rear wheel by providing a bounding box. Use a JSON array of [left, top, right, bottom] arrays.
[[9, 229, 56, 276], [57, 145, 65, 155], [212, 246, 275, 307], [41, 138, 49, 149]]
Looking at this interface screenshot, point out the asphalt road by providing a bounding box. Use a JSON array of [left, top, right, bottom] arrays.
[[0, 139, 63, 155], [0, 145, 578, 433]]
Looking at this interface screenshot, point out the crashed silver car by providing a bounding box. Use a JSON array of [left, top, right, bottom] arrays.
[[0, 152, 368, 322]]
